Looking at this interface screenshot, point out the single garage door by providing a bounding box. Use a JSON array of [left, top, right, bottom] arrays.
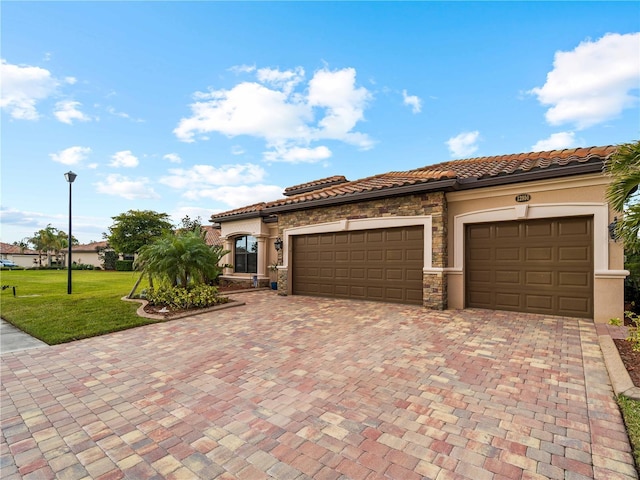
[[292, 226, 424, 304], [465, 216, 593, 318]]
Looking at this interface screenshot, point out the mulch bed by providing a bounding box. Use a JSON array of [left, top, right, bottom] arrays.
[[615, 339, 640, 388]]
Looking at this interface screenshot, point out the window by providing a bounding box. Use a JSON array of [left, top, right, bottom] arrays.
[[235, 235, 257, 273]]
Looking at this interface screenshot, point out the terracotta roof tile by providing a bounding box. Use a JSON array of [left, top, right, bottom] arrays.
[[201, 225, 223, 247], [419, 145, 616, 179], [284, 175, 349, 196], [0, 242, 38, 254], [210, 145, 616, 221], [72, 241, 109, 252]]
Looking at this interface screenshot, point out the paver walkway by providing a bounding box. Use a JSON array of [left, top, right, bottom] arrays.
[[1, 291, 636, 479]]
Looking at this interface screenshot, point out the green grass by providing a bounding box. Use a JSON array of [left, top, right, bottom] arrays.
[[618, 394, 640, 475], [0, 270, 157, 345]]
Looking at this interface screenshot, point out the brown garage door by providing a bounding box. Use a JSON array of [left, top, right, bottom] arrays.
[[292, 226, 424, 304], [465, 216, 593, 318]]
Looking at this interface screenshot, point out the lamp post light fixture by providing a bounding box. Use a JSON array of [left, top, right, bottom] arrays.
[[64, 171, 77, 294]]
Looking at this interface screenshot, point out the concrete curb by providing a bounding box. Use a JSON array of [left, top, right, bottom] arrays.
[[599, 334, 640, 401], [122, 296, 246, 320]]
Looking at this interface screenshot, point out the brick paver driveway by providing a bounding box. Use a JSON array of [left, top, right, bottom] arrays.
[[1, 291, 636, 479]]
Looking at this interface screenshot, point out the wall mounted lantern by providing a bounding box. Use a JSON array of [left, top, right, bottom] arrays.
[[608, 217, 619, 241], [274, 237, 283, 251]]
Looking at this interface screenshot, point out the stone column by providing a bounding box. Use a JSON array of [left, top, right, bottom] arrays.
[[256, 235, 267, 277]]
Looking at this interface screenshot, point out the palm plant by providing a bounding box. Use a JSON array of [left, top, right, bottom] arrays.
[[135, 230, 229, 288], [606, 140, 640, 253]]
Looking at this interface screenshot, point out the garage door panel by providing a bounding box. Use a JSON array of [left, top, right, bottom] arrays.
[[526, 223, 553, 237], [559, 296, 591, 314], [293, 226, 424, 305], [368, 250, 384, 261], [525, 271, 553, 286], [558, 272, 590, 287], [525, 295, 553, 311], [526, 247, 553, 261], [495, 270, 520, 284], [496, 224, 521, 238], [559, 218, 590, 236], [495, 292, 522, 308], [496, 247, 520, 261], [368, 268, 384, 280], [559, 246, 590, 261], [466, 217, 593, 318]]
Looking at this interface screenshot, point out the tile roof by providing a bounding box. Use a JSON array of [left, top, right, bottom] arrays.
[[202, 225, 223, 247], [418, 145, 616, 179], [284, 175, 349, 196], [72, 241, 109, 252], [0, 242, 38, 254], [210, 145, 616, 221]]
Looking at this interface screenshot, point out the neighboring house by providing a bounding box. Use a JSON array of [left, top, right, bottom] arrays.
[[210, 145, 627, 323], [71, 241, 111, 269], [201, 225, 224, 247], [0, 242, 39, 267]]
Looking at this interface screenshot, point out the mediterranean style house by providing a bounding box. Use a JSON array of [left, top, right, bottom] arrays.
[[210, 145, 627, 323]]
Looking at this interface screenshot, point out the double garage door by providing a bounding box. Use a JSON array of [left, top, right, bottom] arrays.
[[465, 216, 593, 318], [292, 226, 424, 305], [290, 216, 594, 318]]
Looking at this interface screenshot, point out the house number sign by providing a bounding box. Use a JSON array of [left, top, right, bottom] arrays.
[[515, 193, 531, 203]]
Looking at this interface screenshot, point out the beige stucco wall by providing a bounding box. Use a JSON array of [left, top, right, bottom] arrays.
[[219, 218, 280, 284], [445, 173, 627, 323]]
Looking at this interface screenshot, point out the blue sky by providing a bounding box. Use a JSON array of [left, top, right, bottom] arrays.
[[1, 1, 639, 245]]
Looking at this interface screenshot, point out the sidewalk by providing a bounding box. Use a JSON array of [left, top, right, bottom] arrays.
[[0, 319, 47, 354]]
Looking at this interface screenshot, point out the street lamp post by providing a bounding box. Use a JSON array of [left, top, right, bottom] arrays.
[[64, 171, 77, 294]]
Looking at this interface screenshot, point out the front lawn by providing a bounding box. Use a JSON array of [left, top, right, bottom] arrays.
[[0, 270, 156, 345], [618, 395, 640, 475]]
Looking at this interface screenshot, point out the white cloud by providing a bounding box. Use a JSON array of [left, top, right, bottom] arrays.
[[174, 65, 374, 158], [231, 145, 245, 155], [0, 59, 58, 120], [529, 32, 640, 129], [54, 100, 90, 124], [184, 185, 283, 208], [257, 66, 305, 95], [160, 163, 266, 189], [531, 132, 577, 152], [163, 153, 182, 164], [229, 64, 256, 74], [64, 77, 77, 85], [95, 174, 159, 200], [307, 67, 373, 148], [109, 150, 139, 168], [264, 145, 332, 163], [402, 89, 422, 114], [446, 131, 480, 158], [49, 146, 92, 165], [106, 106, 143, 122]]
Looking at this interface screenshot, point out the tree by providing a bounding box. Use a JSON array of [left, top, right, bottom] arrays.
[[178, 215, 203, 234], [606, 140, 640, 253], [104, 210, 173, 255], [29, 225, 76, 267], [134, 230, 229, 288], [12, 239, 30, 253]]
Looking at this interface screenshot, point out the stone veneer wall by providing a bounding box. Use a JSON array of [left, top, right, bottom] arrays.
[[276, 192, 448, 309]]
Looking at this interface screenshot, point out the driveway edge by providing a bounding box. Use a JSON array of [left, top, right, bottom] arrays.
[[122, 296, 246, 320], [599, 334, 640, 400]]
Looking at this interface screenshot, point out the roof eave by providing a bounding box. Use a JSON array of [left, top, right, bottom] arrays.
[[264, 178, 459, 214], [455, 159, 604, 190]]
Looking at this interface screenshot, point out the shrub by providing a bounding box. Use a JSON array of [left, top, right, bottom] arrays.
[[115, 260, 134, 271], [102, 250, 118, 270], [626, 311, 640, 352], [146, 284, 229, 309]]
